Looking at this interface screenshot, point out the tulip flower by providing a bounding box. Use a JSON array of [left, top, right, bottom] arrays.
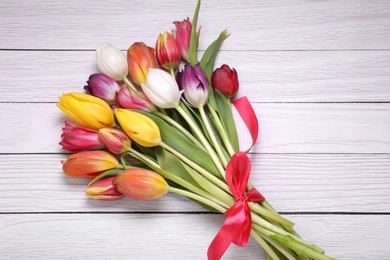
[[115, 84, 156, 112], [176, 63, 209, 107], [211, 64, 239, 98], [127, 42, 157, 86], [141, 68, 182, 109], [57, 92, 115, 130], [115, 109, 161, 147], [173, 17, 192, 62], [156, 31, 181, 70], [60, 120, 105, 151], [113, 169, 168, 200], [84, 73, 120, 104], [85, 177, 124, 201], [99, 127, 131, 154], [96, 43, 128, 81], [62, 150, 118, 178]]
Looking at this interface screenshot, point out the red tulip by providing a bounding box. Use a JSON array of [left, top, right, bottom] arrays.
[[211, 64, 239, 98], [85, 177, 124, 201], [173, 17, 192, 62], [60, 120, 104, 152], [156, 31, 181, 70], [61, 150, 118, 178]]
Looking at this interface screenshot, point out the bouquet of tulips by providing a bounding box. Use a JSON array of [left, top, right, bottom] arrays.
[[57, 1, 333, 259]]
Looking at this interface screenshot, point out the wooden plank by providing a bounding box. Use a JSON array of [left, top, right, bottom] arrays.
[[1, 1, 390, 50], [0, 214, 388, 259], [1, 154, 389, 212], [0, 103, 389, 154], [1, 50, 390, 102]]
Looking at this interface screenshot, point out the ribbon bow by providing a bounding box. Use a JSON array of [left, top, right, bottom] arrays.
[[207, 97, 265, 260]]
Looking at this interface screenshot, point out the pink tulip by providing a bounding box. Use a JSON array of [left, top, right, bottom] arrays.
[[173, 17, 192, 62], [85, 177, 124, 201], [60, 120, 105, 152]]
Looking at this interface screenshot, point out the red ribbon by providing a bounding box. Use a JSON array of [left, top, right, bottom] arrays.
[[208, 96, 264, 260]]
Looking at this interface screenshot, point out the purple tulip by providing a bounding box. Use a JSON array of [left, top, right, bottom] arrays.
[[176, 63, 209, 107], [84, 73, 120, 104]]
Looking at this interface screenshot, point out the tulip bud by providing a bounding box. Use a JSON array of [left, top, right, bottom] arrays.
[[115, 84, 157, 112], [211, 65, 239, 98], [84, 73, 120, 104], [98, 127, 131, 154], [61, 150, 118, 178], [115, 109, 161, 147], [173, 17, 192, 62], [176, 63, 209, 107], [127, 42, 157, 86], [113, 169, 168, 200], [156, 31, 181, 70], [85, 177, 124, 201], [60, 120, 105, 151], [141, 68, 182, 109], [96, 43, 128, 81], [57, 92, 115, 130]]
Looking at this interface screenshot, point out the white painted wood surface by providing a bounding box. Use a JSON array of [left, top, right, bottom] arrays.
[[1, 0, 389, 259]]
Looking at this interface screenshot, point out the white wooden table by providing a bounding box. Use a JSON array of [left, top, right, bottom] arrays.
[[1, 0, 390, 259]]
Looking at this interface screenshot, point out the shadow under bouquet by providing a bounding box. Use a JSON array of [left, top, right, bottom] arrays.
[[57, 1, 334, 259]]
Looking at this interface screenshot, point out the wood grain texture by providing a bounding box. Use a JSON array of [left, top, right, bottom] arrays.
[[1, 0, 390, 50], [1, 214, 389, 259], [1, 103, 389, 153], [1, 50, 390, 102], [1, 154, 389, 212]]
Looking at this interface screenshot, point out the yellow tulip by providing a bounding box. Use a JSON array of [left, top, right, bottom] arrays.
[[115, 109, 161, 147], [57, 92, 114, 130]]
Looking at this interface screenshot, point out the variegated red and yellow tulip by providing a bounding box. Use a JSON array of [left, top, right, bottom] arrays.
[[127, 42, 157, 86], [57, 92, 114, 130], [113, 169, 168, 200], [61, 150, 118, 178], [156, 31, 181, 70], [60, 120, 105, 152], [85, 177, 124, 201], [115, 109, 161, 147], [98, 127, 131, 154]]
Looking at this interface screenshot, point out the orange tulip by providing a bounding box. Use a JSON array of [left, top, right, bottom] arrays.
[[127, 42, 157, 86], [113, 169, 168, 200], [62, 150, 118, 178]]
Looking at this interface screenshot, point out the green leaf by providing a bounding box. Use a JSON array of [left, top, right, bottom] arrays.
[[88, 168, 123, 186], [137, 111, 220, 177], [214, 90, 240, 151], [155, 146, 199, 187], [189, 0, 201, 65]]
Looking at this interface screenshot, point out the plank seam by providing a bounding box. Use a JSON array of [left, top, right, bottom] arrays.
[[0, 212, 389, 215]]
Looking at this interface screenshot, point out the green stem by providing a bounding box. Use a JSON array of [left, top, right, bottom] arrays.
[[122, 77, 137, 93], [170, 68, 176, 78], [208, 104, 236, 156], [126, 148, 230, 209], [249, 203, 294, 229], [168, 187, 226, 213], [175, 104, 226, 177], [154, 111, 205, 150], [198, 106, 229, 167], [257, 226, 334, 260], [257, 231, 297, 260], [159, 141, 230, 193], [250, 230, 281, 260], [251, 214, 323, 254]]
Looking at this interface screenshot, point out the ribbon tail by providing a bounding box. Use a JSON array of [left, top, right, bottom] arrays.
[[207, 223, 233, 260]]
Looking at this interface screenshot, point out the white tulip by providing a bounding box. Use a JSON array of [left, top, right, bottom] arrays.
[[141, 68, 182, 109], [96, 43, 128, 81]]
